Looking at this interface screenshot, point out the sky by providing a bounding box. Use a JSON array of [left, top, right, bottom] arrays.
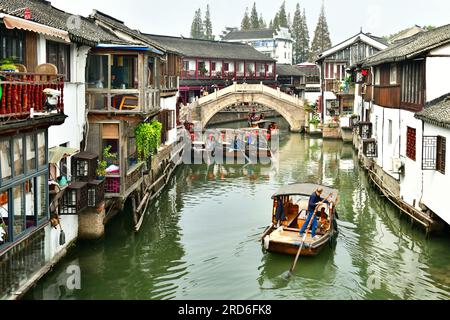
[[50, 0, 450, 44]]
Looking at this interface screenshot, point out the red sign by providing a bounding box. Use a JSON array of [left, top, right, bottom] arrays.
[[24, 7, 31, 20]]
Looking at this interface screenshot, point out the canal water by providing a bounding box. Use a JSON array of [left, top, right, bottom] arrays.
[[26, 120, 450, 300]]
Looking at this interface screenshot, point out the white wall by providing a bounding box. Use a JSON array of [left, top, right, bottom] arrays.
[[44, 215, 79, 263], [398, 111, 423, 208], [421, 123, 450, 225], [426, 44, 450, 101]]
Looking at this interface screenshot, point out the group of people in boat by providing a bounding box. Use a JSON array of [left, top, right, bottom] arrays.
[[248, 108, 265, 124]]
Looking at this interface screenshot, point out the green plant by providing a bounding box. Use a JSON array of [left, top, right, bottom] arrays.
[[96, 160, 107, 177], [135, 120, 162, 161], [103, 145, 118, 165], [0, 57, 18, 71]]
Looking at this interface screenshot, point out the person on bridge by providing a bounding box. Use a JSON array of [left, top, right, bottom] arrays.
[[299, 187, 330, 240]]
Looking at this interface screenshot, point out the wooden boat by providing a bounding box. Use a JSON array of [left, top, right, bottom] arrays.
[[261, 183, 339, 256]]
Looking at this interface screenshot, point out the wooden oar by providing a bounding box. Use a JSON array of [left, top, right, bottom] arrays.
[[289, 193, 333, 275]]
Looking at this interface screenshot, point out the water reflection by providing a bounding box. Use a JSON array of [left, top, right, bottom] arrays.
[[26, 126, 450, 300]]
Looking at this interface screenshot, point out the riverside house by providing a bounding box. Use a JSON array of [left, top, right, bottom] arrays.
[[0, 0, 124, 299], [355, 24, 450, 233], [316, 31, 387, 135]]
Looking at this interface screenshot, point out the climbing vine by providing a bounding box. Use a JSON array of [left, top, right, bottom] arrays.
[[135, 120, 162, 161]]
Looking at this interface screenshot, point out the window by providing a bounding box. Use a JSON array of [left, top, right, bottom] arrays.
[[388, 120, 393, 145], [0, 27, 25, 63], [111, 55, 138, 89], [36, 175, 47, 222], [390, 64, 397, 84], [26, 134, 36, 172], [374, 67, 380, 85], [25, 179, 36, 229], [0, 190, 9, 245], [401, 60, 425, 108], [13, 137, 23, 177], [12, 184, 24, 237], [183, 61, 189, 71], [406, 127, 416, 161], [86, 55, 109, 89], [0, 140, 12, 181], [46, 40, 71, 80], [224, 63, 229, 72], [37, 132, 46, 167], [423, 136, 446, 174]]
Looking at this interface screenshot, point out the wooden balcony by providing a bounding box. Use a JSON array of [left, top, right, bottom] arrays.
[[324, 79, 355, 95], [104, 161, 144, 199], [0, 72, 64, 119], [161, 75, 178, 91], [86, 89, 159, 114], [373, 85, 400, 108]]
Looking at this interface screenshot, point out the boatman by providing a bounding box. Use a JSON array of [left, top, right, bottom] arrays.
[[299, 187, 331, 240]]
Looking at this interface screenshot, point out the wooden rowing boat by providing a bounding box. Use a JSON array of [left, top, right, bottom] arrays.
[[261, 183, 339, 256]]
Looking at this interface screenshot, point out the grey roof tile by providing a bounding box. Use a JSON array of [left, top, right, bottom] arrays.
[[415, 93, 450, 129], [364, 24, 450, 66]]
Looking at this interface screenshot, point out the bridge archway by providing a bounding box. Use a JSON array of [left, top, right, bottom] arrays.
[[187, 83, 305, 131]]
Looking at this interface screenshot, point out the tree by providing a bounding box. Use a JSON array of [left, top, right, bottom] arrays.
[[291, 3, 302, 64], [269, 19, 273, 30], [310, 2, 332, 61], [250, 2, 259, 29], [277, 1, 288, 28], [241, 7, 251, 31], [287, 13, 292, 31], [190, 9, 204, 39], [204, 4, 214, 40], [272, 12, 280, 30], [259, 14, 267, 29], [300, 8, 311, 62]]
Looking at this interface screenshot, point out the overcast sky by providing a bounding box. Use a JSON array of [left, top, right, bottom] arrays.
[[50, 0, 450, 44]]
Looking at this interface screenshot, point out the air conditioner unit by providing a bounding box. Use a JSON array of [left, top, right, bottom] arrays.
[[391, 157, 405, 173]]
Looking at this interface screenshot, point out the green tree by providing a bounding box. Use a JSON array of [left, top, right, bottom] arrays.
[[204, 4, 214, 40], [310, 2, 331, 61], [292, 3, 302, 64], [241, 7, 251, 31], [250, 2, 259, 29], [269, 19, 273, 29], [190, 9, 204, 39], [259, 14, 267, 28], [277, 1, 288, 28], [272, 12, 280, 30], [300, 8, 311, 62]]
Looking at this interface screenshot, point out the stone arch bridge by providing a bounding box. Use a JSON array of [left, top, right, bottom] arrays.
[[184, 83, 306, 131]]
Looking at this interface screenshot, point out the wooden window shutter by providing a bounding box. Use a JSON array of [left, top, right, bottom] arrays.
[[102, 124, 119, 139], [437, 136, 446, 174]]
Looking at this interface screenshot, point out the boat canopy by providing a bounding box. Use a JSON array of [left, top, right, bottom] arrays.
[[271, 183, 339, 201]]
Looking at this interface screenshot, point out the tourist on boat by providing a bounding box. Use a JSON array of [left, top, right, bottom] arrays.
[[299, 187, 330, 240], [274, 196, 286, 227]]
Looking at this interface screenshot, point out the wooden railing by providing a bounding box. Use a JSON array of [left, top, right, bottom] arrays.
[[161, 75, 178, 90], [0, 72, 64, 119], [373, 85, 400, 108], [86, 88, 159, 113]]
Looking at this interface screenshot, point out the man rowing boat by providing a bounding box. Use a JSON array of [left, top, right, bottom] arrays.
[[299, 187, 331, 240]]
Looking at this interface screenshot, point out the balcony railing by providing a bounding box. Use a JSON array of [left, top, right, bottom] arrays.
[[0, 72, 64, 119], [86, 89, 159, 113], [324, 79, 355, 95], [161, 75, 178, 90]]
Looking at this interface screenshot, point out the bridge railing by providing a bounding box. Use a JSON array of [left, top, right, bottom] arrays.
[[196, 83, 302, 107]]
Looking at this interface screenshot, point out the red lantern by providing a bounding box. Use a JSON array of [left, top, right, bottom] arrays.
[[24, 7, 31, 20], [361, 69, 368, 77]]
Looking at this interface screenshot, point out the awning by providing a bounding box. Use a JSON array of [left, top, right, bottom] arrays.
[[1, 14, 70, 43], [48, 147, 79, 164], [96, 43, 164, 55]]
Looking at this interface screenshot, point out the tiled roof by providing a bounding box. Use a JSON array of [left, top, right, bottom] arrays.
[[142, 34, 275, 61], [364, 24, 450, 66], [0, 0, 124, 46], [90, 10, 165, 53], [222, 29, 275, 41], [276, 64, 304, 77], [415, 93, 450, 129]]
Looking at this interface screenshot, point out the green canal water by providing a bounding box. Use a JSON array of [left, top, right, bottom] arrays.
[[26, 120, 450, 300]]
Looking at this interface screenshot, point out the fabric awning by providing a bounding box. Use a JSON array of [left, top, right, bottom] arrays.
[[48, 147, 79, 164], [1, 14, 70, 43]]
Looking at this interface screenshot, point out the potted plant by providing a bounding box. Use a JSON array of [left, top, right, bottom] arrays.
[[0, 57, 18, 72], [96, 159, 107, 180], [103, 145, 118, 166]]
